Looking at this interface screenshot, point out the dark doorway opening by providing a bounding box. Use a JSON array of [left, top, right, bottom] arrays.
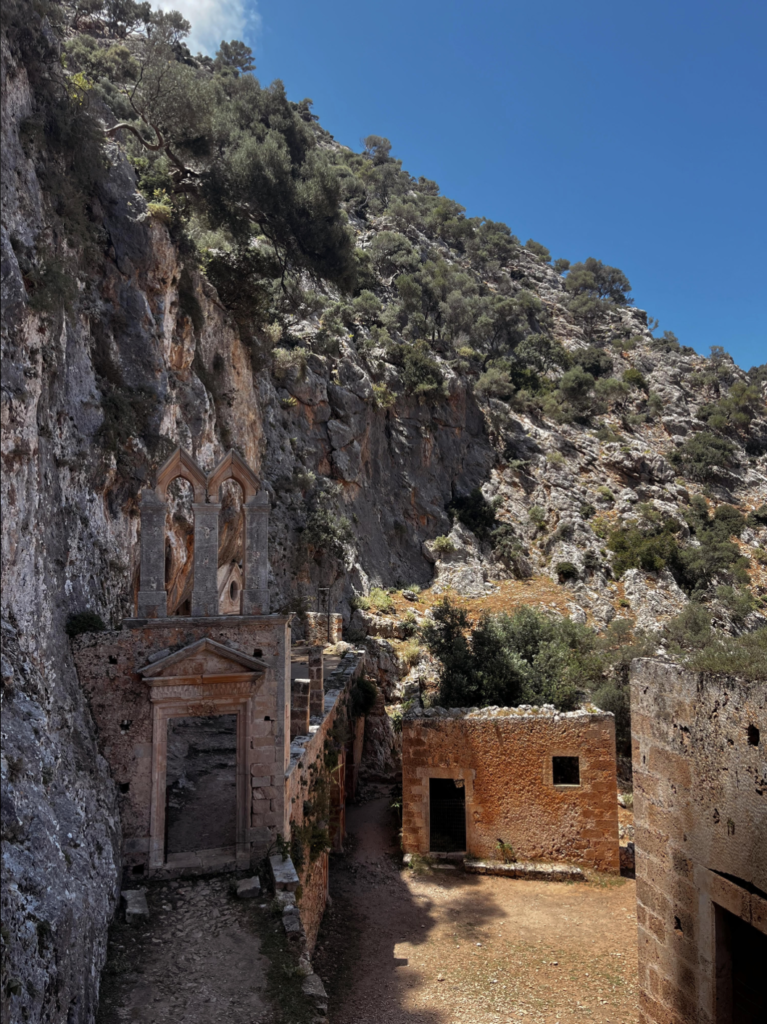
[[429, 778, 466, 852], [716, 906, 767, 1023], [165, 715, 237, 856]]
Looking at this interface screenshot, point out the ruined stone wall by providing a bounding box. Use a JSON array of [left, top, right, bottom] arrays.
[[72, 616, 290, 877], [285, 649, 365, 950], [402, 706, 620, 872], [304, 613, 343, 646], [630, 659, 767, 1024]]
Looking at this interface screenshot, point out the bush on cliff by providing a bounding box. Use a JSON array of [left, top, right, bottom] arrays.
[[420, 599, 603, 711], [668, 431, 737, 482]]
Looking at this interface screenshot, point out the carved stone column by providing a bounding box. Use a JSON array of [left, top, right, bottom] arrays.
[[191, 502, 221, 617], [137, 492, 168, 618], [242, 489, 269, 614]]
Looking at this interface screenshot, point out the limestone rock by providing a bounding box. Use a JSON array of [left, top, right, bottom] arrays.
[[121, 889, 149, 924], [236, 876, 261, 899], [622, 569, 688, 631], [269, 854, 300, 891]]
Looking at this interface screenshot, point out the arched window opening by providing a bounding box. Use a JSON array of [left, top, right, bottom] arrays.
[[217, 478, 244, 614], [165, 476, 194, 615]]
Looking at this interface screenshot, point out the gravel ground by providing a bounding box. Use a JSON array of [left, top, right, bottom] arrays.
[[314, 797, 638, 1024], [96, 875, 275, 1024]]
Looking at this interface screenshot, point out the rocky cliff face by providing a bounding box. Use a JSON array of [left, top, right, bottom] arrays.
[[2, 13, 766, 1024]]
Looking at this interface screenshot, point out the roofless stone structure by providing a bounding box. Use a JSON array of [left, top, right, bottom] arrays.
[[137, 447, 269, 619]]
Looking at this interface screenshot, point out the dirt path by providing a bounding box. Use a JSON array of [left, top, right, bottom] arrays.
[[314, 795, 638, 1024], [97, 874, 275, 1024]]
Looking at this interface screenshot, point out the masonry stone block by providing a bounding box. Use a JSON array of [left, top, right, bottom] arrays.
[[631, 659, 767, 1024]]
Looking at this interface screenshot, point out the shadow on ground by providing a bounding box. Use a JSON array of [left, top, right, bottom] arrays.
[[313, 794, 638, 1024]]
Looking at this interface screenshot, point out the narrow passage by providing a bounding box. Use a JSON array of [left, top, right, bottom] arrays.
[[314, 793, 639, 1024]]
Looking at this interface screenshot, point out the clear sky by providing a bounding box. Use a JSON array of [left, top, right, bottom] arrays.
[[162, 0, 766, 371]]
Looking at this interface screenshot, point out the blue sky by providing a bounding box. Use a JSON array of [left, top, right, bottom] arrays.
[[164, 0, 765, 371]]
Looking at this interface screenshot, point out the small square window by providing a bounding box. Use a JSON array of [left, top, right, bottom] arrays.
[[553, 756, 580, 786]]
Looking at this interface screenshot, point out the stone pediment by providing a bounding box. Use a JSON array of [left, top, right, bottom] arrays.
[[139, 638, 267, 682]]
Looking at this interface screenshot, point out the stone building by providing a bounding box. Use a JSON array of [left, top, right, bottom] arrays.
[[72, 448, 364, 907], [631, 659, 766, 1024], [401, 705, 620, 872]]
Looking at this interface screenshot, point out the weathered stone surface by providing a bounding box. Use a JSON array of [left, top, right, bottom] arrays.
[[402, 706, 620, 872], [631, 659, 767, 1024], [622, 568, 687, 631], [269, 854, 300, 891], [463, 859, 585, 882], [302, 972, 328, 1003], [121, 888, 149, 923], [236, 876, 262, 899]]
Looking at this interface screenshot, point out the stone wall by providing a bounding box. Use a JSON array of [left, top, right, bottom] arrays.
[[402, 706, 620, 872], [285, 649, 365, 951], [630, 659, 767, 1024], [72, 616, 290, 878], [304, 613, 343, 646]]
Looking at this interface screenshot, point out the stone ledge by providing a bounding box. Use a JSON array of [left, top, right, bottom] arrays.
[[404, 703, 613, 723], [120, 614, 293, 628], [464, 858, 585, 882], [270, 853, 300, 891]]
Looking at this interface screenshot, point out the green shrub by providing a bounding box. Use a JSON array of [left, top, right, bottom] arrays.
[[432, 535, 455, 555], [669, 431, 737, 482], [495, 840, 517, 863], [622, 367, 648, 391], [556, 366, 596, 415], [591, 681, 631, 755], [492, 523, 528, 574], [572, 345, 614, 379], [529, 506, 547, 529], [272, 347, 308, 382], [350, 677, 378, 717], [697, 380, 763, 436], [401, 612, 419, 638], [597, 486, 615, 503], [583, 550, 601, 572], [447, 488, 498, 540], [663, 607, 767, 681], [607, 523, 680, 577], [369, 587, 394, 614], [475, 366, 514, 399], [421, 598, 603, 711], [580, 503, 596, 520], [401, 343, 446, 400], [745, 504, 767, 529], [399, 638, 422, 666], [525, 239, 551, 263], [371, 382, 396, 408], [714, 586, 755, 626], [65, 611, 106, 637], [303, 490, 353, 561]]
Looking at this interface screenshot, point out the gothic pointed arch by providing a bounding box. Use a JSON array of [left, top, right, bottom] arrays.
[[155, 447, 207, 503], [207, 450, 259, 501]]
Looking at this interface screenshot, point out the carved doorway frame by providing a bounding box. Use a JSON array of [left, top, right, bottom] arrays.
[[146, 672, 263, 872]]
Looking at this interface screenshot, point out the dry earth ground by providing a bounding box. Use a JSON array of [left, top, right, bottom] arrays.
[[96, 874, 314, 1024], [314, 797, 638, 1024]]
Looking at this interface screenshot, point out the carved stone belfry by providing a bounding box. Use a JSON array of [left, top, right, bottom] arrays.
[[136, 447, 269, 618]]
